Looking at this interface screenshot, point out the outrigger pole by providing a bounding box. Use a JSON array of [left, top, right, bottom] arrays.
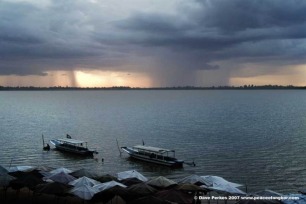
[[42, 134, 50, 151], [9, 158, 14, 169], [42, 134, 45, 148], [116, 139, 122, 156]]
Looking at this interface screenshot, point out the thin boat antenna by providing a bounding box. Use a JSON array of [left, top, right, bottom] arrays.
[[142, 139, 145, 146], [116, 139, 122, 156]]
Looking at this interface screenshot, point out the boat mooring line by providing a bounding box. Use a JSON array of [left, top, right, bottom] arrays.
[[184, 160, 196, 167]]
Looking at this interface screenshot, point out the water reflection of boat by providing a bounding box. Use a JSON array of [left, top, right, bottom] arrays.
[[50, 138, 98, 156], [121, 145, 184, 168]]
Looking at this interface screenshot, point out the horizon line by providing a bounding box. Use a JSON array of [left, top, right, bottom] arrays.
[[1, 85, 306, 90]]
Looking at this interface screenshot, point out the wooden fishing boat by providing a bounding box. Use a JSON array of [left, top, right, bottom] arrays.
[[50, 137, 98, 156], [121, 145, 184, 168]]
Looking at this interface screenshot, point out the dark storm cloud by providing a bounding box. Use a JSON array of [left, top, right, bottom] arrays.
[[116, 0, 306, 65], [0, 0, 127, 76], [117, 12, 190, 34], [0, 64, 47, 76], [1, 0, 306, 86], [197, 0, 306, 32]]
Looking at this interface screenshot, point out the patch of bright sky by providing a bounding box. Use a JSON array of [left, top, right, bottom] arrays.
[[75, 70, 152, 87], [230, 65, 306, 86], [0, 71, 70, 87]]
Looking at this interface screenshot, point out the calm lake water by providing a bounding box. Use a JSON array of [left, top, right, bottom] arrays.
[[1, 90, 306, 193]]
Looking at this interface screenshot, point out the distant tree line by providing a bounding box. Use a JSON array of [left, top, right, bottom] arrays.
[[0, 85, 305, 90]]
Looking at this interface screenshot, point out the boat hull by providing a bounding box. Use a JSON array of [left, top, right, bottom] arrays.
[[121, 147, 183, 168]]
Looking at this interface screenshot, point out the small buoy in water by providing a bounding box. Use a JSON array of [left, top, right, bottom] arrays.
[[102, 158, 104, 162]]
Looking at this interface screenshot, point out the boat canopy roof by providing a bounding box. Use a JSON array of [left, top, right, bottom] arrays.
[[133, 145, 174, 153], [57, 138, 86, 144]]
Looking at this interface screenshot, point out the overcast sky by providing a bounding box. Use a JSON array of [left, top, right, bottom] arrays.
[[1, 0, 306, 87]]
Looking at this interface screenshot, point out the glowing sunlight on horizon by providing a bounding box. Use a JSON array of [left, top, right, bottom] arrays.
[[0, 70, 152, 88], [75, 70, 152, 87]]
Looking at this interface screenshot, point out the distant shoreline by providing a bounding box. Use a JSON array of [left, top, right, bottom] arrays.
[[0, 85, 306, 91]]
